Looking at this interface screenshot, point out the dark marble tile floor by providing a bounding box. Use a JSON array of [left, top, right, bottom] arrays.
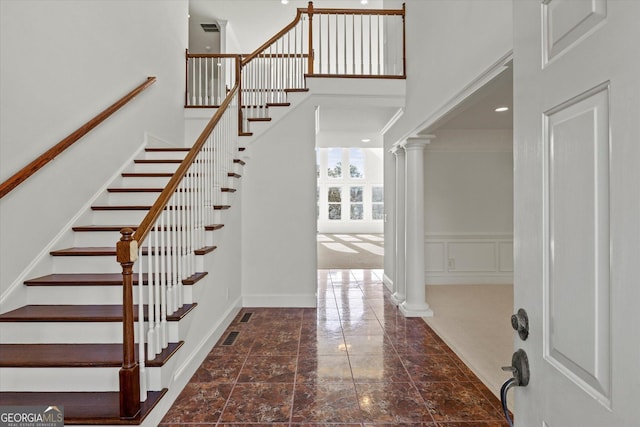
[[160, 269, 509, 427]]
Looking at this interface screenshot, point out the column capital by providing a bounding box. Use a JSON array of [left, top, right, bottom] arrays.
[[401, 135, 435, 150], [390, 141, 404, 155]]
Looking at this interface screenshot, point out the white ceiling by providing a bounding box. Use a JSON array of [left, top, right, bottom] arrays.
[[423, 65, 513, 132]]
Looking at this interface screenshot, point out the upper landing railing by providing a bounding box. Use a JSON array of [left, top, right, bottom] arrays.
[[186, 2, 406, 125]]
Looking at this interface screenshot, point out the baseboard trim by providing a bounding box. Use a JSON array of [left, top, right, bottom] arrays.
[[383, 273, 394, 292], [426, 275, 513, 285], [242, 294, 317, 308]]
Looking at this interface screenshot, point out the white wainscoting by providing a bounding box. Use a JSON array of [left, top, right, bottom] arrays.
[[425, 233, 513, 284]]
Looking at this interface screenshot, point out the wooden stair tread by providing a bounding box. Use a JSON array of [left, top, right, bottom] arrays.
[[24, 272, 207, 286], [247, 117, 272, 122], [221, 188, 237, 193], [145, 148, 189, 152], [0, 390, 165, 425], [73, 225, 137, 232], [233, 159, 246, 165], [107, 188, 162, 193], [284, 88, 310, 93], [0, 303, 196, 322], [133, 159, 182, 164], [92, 205, 151, 211], [73, 225, 221, 233], [239, 147, 246, 151], [194, 246, 216, 255], [0, 342, 183, 367], [213, 205, 231, 210], [239, 132, 253, 137], [50, 246, 216, 256], [205, 224, 224, 231], [266, 102, 291, 107], [122, 172, 173, 178], [228, 173, 242, 178]]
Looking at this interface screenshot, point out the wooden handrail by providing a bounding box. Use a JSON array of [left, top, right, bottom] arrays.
[[241, 8, 306, 66], [0, 77, 156, 200], [132, 80, 239, 246], [308, 7, 404, 16]]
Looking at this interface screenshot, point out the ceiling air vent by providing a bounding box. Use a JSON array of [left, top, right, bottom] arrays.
[[200, 23, 220, 33]]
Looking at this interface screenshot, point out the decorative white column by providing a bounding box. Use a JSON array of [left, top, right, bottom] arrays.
[[390, 144, 405, 305], [399, 136, 434, 317]]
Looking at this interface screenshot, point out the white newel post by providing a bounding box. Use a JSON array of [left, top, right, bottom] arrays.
[[390, 144, 406, 306], [399, 136, 434, 317]]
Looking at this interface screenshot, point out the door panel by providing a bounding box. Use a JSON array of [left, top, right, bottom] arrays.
[[513, 0, 640, 425], [544, 83, 611, 404], [543, 0, 607, 63]]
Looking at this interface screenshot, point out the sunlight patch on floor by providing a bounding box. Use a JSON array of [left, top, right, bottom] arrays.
[[321, 242, 359, 253]]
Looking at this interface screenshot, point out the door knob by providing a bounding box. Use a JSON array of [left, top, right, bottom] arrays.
[[510, 308, 529, 340], [500, 348, 530, 427]]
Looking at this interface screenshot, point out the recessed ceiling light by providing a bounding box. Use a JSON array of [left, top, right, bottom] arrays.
[[361, 138, 371, 143], [495, 106, 509, 112], [361, 0, 368, 4], [281, 0, 289, 4]]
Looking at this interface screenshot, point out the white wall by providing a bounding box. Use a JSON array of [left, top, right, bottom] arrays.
[[385, 0, 512, 143], [241, 100, 318, 307], [382, 0, 512, 286], [423, 129, 513, 284], [0, 0, 188, 303]]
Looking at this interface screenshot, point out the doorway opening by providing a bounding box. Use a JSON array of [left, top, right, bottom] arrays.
[[416, 62, 515, 404]]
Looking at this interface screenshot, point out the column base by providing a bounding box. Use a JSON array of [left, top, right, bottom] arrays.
[[390, 293, 405, 306], [399, 301, 434, 318]]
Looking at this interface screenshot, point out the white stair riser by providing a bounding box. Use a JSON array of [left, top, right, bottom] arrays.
[[90, 207, 216, 225], [74, 227, 215, 247], [0, 367, 119, 392], [0, 320, 184, 344], [52, 253, 202, 274], [105, 191, 222, 206], [74, 229, 219, 247], [106, 192, 162, 205], [120, 176, 172, 188], [26, 285, 196, 306], [144, 151, 187, 160], [133, 163, 180, 173], [0, 365, 170, 392], [91, 209, 150, 224]]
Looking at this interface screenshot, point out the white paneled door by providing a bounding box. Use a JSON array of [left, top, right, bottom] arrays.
[[512, 1, 640, 426]]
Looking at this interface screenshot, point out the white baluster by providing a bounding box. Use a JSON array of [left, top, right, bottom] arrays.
[[146, 235, 156, 360], [160, 210, 167, 349], [191, 58, 196, 106], [352, 15, 356, 74], [153, 221, 161, 355], [205, 58, 209, 105], [369, 16, 372, 74], [137, 247, 147, 401]]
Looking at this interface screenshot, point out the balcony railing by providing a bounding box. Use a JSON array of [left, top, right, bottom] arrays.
[[185, 2, 405, 130]]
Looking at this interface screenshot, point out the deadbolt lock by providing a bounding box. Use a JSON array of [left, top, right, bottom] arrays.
[[510, 308, 529, 341]]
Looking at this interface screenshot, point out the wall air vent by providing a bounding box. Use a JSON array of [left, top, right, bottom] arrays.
[[200, 23, 220, 33]]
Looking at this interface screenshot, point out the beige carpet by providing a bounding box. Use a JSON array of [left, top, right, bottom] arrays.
[[424, 284, 514, 408], [317, 233, 384, 269]]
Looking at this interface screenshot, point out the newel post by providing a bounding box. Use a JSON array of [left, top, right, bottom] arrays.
[[117, 228, 141, 419], [307, 1, 314, 75]]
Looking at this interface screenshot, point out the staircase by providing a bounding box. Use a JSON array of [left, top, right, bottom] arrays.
[[0, 146, 244, 424]]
